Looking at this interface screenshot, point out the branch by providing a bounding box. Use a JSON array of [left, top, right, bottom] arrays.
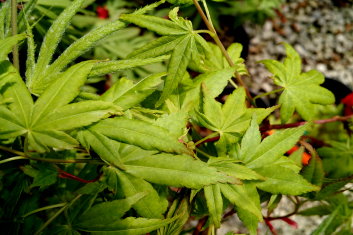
[[0, 145, 105, 165], [192, 0, 252, 101], [11, 0, 19, 70], [260, 114, 353, 132]]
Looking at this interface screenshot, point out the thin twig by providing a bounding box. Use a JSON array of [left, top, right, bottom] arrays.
[[260, 114, 353, 132], [0, 145, 105, 164], [34, 194, 82, 235], [192, 0, 252, 101], [22, 203, 66, 218], [11, 0, 19, 70]]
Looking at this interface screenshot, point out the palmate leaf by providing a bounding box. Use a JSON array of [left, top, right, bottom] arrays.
[[124, 153, 238, 189], [0, 60, 118, 152], [29, 0, 86, 91], [0, 106, 26, 139], [255, 165, 320, 195], [89, 117, 191, 155], [111, 168, 168, 219], [189, 42, 248, 75], [0, 61, 33, 127], [158, 197, 190, 235], [31, 61, 96, 124], [220, 183, 262, 221], [100, 73, 165, 110], [260, 43, 335, 123], [76, 129, 126, 170], [311, 203, 353, 235], [121, 8, 210, 106], [27, 0, 165, 94], [156, 34, 193, 107], [195, 87, 277, 156], [208, 159, 264, 180], [75, 193, 146, 229], [239, 118, 319, 195], [34, 101, 121, 131]]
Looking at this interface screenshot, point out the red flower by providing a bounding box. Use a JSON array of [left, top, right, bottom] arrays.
[[341, 92, 353, 115], [96, 6, 109, 19]]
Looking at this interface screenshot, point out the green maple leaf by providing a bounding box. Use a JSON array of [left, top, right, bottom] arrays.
[[120, 7, 211, 106], [194, 86, 277, 156], [238, 117, 319, 195], [260, 43, 335, 123]]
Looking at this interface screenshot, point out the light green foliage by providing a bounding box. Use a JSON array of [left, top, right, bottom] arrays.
[[89, 56, 169, 77], [30, 0, 86, 91], [89, 117, 190, 154], [195, 87, 277, 156], [158, 198, 190, 235], [204, 184, 223, 228], [190, 42, 248, 75], [260, 43, 335, 123], [114, 169, 168, 219], [100, 72, 165, 110], [0, 34, 26, 60], [121, 7, 211, 105], [0, 61, 119, 151], [124, 153, 238, 188], [220, 183, 262, 221], [238, 118, 319, 195], [0, 0, 346, 234]]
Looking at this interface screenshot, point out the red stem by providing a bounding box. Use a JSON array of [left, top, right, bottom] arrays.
[[260, 114, 353, 132], [58, 169, 101, 183]]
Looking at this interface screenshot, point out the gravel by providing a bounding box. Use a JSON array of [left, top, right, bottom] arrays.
[[244, 0, 353, 94]]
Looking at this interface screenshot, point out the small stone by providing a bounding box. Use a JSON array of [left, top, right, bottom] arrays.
[[317, 63, 327, 73]]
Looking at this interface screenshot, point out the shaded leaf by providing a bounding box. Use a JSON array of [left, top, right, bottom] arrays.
[[81, 217, 176, 235], [114, 169, 168, 219], [301, 155, 324, 187], [75, 193, 146, 229]]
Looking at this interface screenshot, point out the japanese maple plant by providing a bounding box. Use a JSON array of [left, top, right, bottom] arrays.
[[1, 0, 352, 234]]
